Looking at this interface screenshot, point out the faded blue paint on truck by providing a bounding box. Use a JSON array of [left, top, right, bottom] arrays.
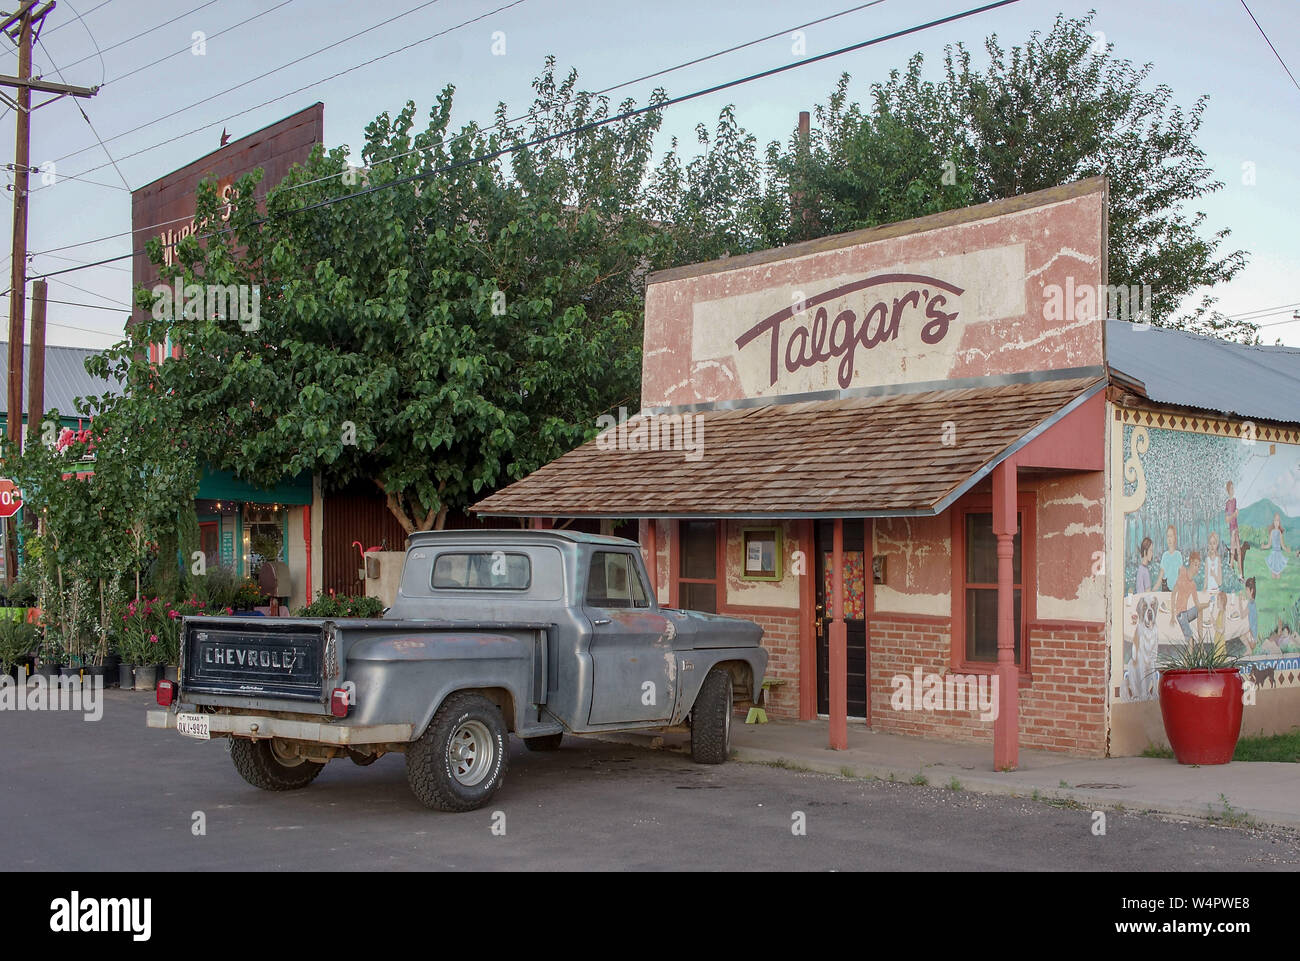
[[161, 528, 767, 748]]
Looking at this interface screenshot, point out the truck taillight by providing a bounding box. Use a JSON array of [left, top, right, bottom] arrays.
[[156, 679, 175, 707], [330, 688, 350, 718]]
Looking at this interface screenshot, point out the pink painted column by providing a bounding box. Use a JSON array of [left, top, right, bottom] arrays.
[[992, 459, 1020, 771], [829, 519, 848, 750]]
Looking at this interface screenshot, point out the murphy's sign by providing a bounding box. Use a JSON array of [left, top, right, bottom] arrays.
[[642, 179, 1108, 408]]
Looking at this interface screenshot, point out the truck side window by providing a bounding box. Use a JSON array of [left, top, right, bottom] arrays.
[[587, 552, 650, 609]]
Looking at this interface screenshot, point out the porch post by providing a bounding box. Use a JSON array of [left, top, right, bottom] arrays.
[[829, 518, 848, 750], [992, 459, 1020, 771]]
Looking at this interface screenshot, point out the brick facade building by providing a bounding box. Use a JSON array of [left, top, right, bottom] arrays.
[[476, 177, 1300, 763]]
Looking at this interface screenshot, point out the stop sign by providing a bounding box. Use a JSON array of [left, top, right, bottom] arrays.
[[0, 479, 22, 518]]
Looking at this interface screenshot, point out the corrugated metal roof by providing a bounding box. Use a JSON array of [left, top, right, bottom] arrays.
[[474, 377, 1102, 518], [0, 343, 120, 419], [1107, 319, 1300, 425]]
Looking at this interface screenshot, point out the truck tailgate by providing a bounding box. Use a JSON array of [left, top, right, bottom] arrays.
[[183, 618, 330, 703]]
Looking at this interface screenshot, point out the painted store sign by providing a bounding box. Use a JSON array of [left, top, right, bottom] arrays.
[[643, 181, 1108, 408]]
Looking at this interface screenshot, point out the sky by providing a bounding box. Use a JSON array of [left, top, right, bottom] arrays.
[[1, 0, 1296, 350]]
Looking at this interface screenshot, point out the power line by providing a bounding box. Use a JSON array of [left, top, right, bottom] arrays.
[[0, 287, 129, 312], [48, 0, 453, 168], [35, 30, 131, 191], [57, 0, 109, 89], [29, 0, 1024, 281], [34, 0, 888, 248], [1239, 0, 1300, 94], [48, 275, 132, 307], [59, 0, 220, 74], [102, 0, 294, 88], [43, 0, 114, 35], [36, 0, 509, 194], [1225, 301, 1300, 321], [34, 251, 131, 273]]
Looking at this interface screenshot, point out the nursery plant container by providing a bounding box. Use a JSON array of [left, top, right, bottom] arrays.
[[118, 663, 135, 689], [133, 664, 157, 692], [35, 660, 59, 679], [163, 664, 178, 683], [101, 653, 121, 686], [59, 665, 83, 680], [1158, 668, 1245, 765]]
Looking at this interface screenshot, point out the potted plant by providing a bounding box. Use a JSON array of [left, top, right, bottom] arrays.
[[120, 597, 162, 691], [158, 601, 183, 682], [1157, 640, 1244, 765], [231, 579, 266, 615], [0, 618, 37, 680]]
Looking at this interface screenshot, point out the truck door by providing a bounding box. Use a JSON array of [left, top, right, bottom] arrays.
[[584, 550, 676, 725]]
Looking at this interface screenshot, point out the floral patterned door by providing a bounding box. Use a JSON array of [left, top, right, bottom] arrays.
[[815, 520, 869, 718]]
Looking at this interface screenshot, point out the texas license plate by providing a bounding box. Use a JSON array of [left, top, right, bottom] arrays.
[[176, 713, 211, 740]]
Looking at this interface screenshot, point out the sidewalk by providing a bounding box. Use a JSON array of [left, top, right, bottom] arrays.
[[599, 719, 1300, 831]]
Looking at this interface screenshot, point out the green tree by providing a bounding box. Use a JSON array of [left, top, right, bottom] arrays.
[[1, 393, 198, 665], [770, 12, 1249, 338], [97, 61, 674, 534]]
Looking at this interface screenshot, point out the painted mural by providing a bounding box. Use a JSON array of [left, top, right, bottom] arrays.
[[1116, 423, 1300, 701]]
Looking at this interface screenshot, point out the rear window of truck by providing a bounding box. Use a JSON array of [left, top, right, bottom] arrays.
[[432, 551, 532, 590]]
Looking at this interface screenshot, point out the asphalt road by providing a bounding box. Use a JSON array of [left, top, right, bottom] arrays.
[[2, 689, 1298, 871]]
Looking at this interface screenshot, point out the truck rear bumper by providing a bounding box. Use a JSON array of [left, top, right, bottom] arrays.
[[147, 710, 413, 746]]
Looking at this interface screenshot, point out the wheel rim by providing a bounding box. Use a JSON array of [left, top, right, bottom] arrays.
[[447, 720, 495, 786], [724, 686, 732, 747], [270, 740, 306, 768]]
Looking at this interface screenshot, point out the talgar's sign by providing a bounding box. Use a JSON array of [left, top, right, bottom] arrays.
[[642, 178, 1108, 408]]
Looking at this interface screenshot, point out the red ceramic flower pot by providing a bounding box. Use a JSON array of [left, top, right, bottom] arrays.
[[1157, 668, 1244, 765]]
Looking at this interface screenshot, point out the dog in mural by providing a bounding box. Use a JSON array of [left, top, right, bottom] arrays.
[[1250, 664, 1277, 690], [1124, 595, 1161, 700]]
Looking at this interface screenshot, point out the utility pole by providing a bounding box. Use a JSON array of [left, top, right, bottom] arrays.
[[0, 1, 98, 580]]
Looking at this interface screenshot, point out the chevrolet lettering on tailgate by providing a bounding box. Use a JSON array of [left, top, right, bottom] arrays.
[[185, 627, 322, 701]]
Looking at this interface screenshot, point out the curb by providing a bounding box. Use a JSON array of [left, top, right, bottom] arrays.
[[587, 732, 1300, 833]]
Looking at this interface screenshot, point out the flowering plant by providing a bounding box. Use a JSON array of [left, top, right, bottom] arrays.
[[119, 595, 187, 665]]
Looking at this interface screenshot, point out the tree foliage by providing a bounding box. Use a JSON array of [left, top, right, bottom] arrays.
[[751, 11, 1250, 338], [98, 60, 676, 533], [88, 15, 1249, 537]]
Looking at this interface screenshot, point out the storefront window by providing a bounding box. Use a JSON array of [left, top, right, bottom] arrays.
[[244, 505, 286, 579], [959, 509, 1025, 665], [678, 520, 719, 613]]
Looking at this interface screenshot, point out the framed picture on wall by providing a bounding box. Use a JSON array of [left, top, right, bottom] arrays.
[[742, 527, 782, 581]]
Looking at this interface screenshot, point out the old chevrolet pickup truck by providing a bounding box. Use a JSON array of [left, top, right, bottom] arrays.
[[148, 530, 767, 811]]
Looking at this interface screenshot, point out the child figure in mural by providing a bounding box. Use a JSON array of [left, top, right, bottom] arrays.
[[1265, 512, 1295, 579], [1241, 577, 1259, 656], [1171, 551, 1210, 642], [1134, 537, 1154, 594], [1159, 525, 1183, 592], [1226, 481, 1245, 579], [1206, 530, 1234, 650]]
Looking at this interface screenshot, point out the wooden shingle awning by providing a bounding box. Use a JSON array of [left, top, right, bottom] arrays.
[[473, 376, 1106, 520]]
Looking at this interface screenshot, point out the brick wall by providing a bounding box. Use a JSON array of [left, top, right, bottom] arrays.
[[726, 608, 801, 718], [867, 612, 1107, 756]]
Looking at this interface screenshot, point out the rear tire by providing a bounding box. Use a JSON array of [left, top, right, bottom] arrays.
[[230, 738, 325, 791], [407, 693, 509, 812], [691, 669, 733, 764], [523, 733, 564, 752]]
